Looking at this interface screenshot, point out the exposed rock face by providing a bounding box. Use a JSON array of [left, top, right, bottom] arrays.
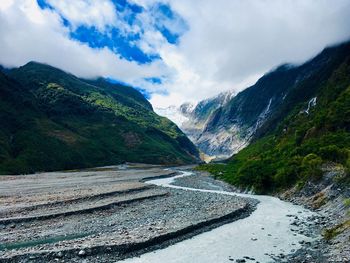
[[182, 91, 239, 159], [157, 43, 341, 160]]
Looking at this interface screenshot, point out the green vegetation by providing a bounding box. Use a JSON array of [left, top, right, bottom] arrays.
[[323, 220, 350, 241], [344, 198, 350, 208], [0, 62, 198, 174], [198, 42, 350, 194]]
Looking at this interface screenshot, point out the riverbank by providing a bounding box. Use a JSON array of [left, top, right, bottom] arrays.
[[123, 172, 317, 263], [184, 166, 350, 262], [0, 165, 256, 263], [278, 165, 350, 263]]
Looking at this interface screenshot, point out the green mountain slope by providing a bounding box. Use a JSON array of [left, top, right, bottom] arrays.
[[198, 41, 350, 193], [0, 62, 199, 174]]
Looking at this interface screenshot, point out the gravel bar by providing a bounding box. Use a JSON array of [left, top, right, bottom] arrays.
[[0, 164, 256, 263]]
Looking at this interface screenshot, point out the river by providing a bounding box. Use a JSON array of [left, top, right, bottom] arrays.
[[120, 169, 318, 263]]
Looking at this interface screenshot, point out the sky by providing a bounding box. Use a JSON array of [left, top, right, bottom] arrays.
[[1, 0, 350, 108]]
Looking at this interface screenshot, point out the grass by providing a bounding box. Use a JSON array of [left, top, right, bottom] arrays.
[[323, 219, 350, 241]]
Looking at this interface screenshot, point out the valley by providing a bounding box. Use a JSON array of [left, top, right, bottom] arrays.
[[1, 165, 342, 263], [0, 164, 254, 262], [1, 1, 350, 262]]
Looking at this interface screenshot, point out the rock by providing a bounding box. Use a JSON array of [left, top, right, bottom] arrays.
[[56, 251, 64, 258], [9, 223, 16, 229], [78, 250, 86, 257], [236, 259, 246, 263], [251, 237, 258, 241]]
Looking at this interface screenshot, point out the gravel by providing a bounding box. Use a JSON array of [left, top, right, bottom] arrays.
[[277, 165, 350, 263], [0, 165, 255, 263]]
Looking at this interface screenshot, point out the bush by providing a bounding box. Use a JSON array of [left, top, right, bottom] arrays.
[[301, 153, 323, 180], [319, 145, 348, 163], [236, 158, 274, 193]]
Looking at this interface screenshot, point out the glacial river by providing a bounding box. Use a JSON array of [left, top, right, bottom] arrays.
[[121, 170, 318, 263]]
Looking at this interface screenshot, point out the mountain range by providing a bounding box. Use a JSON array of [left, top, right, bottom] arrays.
[[158, 41, 350, 163], [0, 62, 199, 174], [198, 40, 350, 193], [2, 40, 349, 181]]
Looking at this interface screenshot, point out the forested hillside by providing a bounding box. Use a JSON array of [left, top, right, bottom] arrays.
[[198, 42, 350, 194], [0, 62, 199, 174]]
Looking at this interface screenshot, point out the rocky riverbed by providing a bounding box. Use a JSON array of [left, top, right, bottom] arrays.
[[278, 165, 350, 263], [0, 164, 254, 263], [172, 171, 350, 263], [2, 164, 342, 263], [169, 173, 326, 263]]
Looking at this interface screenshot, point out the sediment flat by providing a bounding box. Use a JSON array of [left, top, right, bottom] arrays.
[[0, 164, 255, 263]]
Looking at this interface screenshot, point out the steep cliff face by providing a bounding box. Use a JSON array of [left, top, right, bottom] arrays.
[[176, 42, 349, 160], [179, 91, 236, 159], [198, 40, 350, 193]]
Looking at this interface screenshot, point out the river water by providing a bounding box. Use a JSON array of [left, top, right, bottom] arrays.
[[121, 170, 318, 263]]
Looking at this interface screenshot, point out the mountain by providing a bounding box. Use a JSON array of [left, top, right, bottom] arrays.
[[154, 105, 191, 127], [181, 41, 350, 160], [0, 62, 199, 174], [155, 91, 235, 160], [198, 40, 350, 193], [179, 91, 236, 159]]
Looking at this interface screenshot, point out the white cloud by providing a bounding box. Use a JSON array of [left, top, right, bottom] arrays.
[[150, 0, 350, 106], [0, 0, 164, 86], [1, 0, 350, 109], [45, 0, 117, 31]]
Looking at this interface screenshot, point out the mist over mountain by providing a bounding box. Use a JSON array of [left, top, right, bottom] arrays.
[[157, 41, 350, 162]]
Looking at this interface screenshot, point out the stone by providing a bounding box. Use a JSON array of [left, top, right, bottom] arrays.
[[78, 250, 86, 257]]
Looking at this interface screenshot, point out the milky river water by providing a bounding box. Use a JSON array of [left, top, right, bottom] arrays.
[[120, 170, 318, 263]]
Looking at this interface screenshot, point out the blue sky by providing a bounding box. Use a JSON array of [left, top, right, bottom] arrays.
[[1, 0, 350, 108], [35, 0, 187, 99], [37, 0, 185, 64]]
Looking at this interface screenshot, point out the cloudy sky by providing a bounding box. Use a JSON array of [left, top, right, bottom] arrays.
[[1, 0, 350, 108]]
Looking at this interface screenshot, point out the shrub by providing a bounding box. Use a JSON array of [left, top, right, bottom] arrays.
[[301, 153, 323, 181], [319, 145, 348, 163]]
